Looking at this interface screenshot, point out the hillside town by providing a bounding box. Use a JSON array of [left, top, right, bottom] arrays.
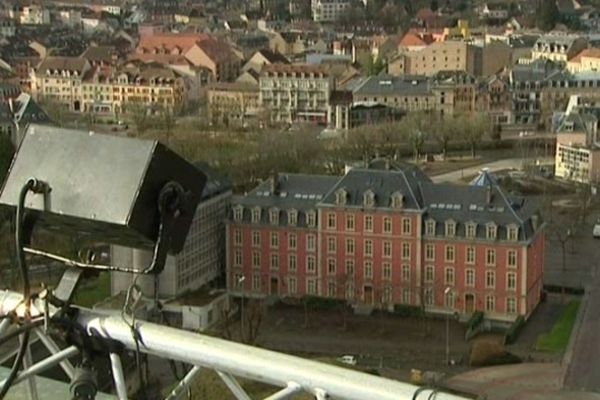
[[1, 0, 600, 399]]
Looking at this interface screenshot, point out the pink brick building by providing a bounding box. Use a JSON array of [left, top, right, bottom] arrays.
[[226, 161, 545, 321]]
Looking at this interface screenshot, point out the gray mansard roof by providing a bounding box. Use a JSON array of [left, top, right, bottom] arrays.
[[353, 74, 432, 97]]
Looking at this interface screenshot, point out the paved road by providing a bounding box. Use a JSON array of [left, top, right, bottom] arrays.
[[564, 265, 600, 392], [430, 157, 554, 184]]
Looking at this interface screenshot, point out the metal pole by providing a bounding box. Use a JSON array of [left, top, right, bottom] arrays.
[[35, 328, 76, 379], [0, 346, 78, 388], [445, 313, 450, 366], [109, 353, 128, 400], [216, 371, 251, 400], [264, 382, 302, 400], [20, 334, 39, 400], [0, 318, 10, 336], [165, 365, 202, 400]]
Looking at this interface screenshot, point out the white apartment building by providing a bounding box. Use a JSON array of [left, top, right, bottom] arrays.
[[259, 63, 333, 124], [30, 57, 91, 111], [311, 0, 351, 22]]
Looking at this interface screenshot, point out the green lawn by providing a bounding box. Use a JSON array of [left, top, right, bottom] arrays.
[[73, 272, 111, 308], [536, 300, 581, 352]]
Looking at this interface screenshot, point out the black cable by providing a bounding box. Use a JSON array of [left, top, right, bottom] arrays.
[[0, 180, 36, 399], [0, 318, 43, 348]]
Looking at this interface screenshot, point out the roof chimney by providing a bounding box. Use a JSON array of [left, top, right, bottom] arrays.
[[531, 214, 539, 231], [486, 184, 492, 205]]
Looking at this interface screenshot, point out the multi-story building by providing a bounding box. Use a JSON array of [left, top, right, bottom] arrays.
[[431, 71, 478, 116], [259, 63, 332, 124], [227, 162, 545, 321], [80, 64, 186, 114], [392, 41, 482, 77], [531, 35, 587, 65], [30, 56, 91, 111], [207, 82, 260, 125], [112, 163, 233, 298], [352, 75, 435, 112], [311, 0, 351, 22], [566, 48, 600, 73], [8, 2, 50, 25], [0, 18, 15, 37], [476, 75, 513, 126]]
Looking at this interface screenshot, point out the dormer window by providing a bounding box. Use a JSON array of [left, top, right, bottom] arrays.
[[466, 222, 477, 239], [486, 223, 497, 240], [306, 210, 316, 228], [391, 191, 404, 209], [233, 205, 243, 222], [425, 219, 436, 236], [288, 209, 298, 226], [507, 225, 519, 241], [269, 208, 279, 225], [445, 220, 456, 237], [335, 188, 348, 206], [251, 207, 261, 223], [363, 190, 375, 207]]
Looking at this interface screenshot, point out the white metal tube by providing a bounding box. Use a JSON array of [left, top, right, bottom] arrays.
[[110, 353, 128, 400], [34, 328, 76, 379], [263, 382, 302, 400], [217, 371, 252, 400], [20, 334, 39, 400], [75, 310, 466, 400], [0, 346, 78, 388], [0, 318, 11, 336], [165, 365, 202, 400]]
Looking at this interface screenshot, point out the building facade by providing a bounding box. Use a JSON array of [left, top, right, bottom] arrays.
[[531, 35, 587, 64], [207, 82, 260, 125], [227, 164, 545, 322], [311, 0, 351, 22], [401, 41, 482, 77], [30, 57, 91, 111], [259, 64, 332, 124]]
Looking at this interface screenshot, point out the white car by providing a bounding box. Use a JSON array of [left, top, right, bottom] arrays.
[[337, 355, 357, 366], [593, 221, 600, 238]]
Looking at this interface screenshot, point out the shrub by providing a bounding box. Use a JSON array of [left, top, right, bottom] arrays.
[[467, 311, 484, 331], [393, 304, 424, 317]]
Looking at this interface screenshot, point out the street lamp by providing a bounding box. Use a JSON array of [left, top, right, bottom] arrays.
[[444, 287, 454, 366], [238, 275, 246, 341]]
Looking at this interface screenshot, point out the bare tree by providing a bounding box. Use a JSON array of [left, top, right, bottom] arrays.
[[128, 103, 152, 136], [241, 299, 264, 345]]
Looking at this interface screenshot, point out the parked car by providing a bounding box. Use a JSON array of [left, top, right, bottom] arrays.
[[337, 355, 357, 366], [593, 220, 600, 238]]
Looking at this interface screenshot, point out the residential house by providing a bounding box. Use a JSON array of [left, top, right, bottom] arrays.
[[207, 82, 261, 126], [531, 35, 587, 64], [227, 163, 545, 322], [8, 2, 50, 25], [0, 18, 16, 38], [311, 0, 351, 22], [352, 75, 435, 112], [567, 48, 600, 73], [242, 49, 290, 74], [393, 41, 482, 77], [479, 3, 509, 21], [476, 75, 513, 126], [431, 71, 478, 116]]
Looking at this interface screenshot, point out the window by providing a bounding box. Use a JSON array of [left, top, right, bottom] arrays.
[[234, 229, 242, 245], [506, 297, 517, 314], [507, 250, 517, 267], [270, 232, 279, 249], [383, 262, 392, 280], [252, 231, 260, 247], [307, 256, 316, 273], [392, 192, 404, 208], [307, 234, 316, 251], [402, 218, 411, 235], [307, 211, 316, 227], [507, 272, 517, 290], [383, 217, 392, 234], [425, 219, 436, 236], [288, 210, 297, 226], [444, 290, 455, 308], [486, 224, 497, 240], [486, 249, 496, 266], [345, 259, 355, 275], [327, 213, 336, 229], [507, 226, 518, 241], [485, 295, 495, 312], [270, 209, 279, 225], [402, 264, 410, 282], [402, 288, 411, 304], [327, 281, 337, 297], [465, 268, 475, 287], [486, 270, 496, 288], [364, 261, 373, 278], [234, 250, 242, 266], [288, 233, 297, 250], [364, 215, 373, 232], [233, 206, 243, 222], [425, 265, 434, 283], [252, 274, 261, 291], [270, 254, 279, 270], [288, 276, 297, 294], [288, 254, 297, 272], [346, 281, 355, 300], [346, 238, 355, 255], [445, 267, 455, 285], [425, 288, 434, 306], [466, 246, 476, 264], [466, 223, 476, 239], [402, 242, 410, 260], [252, 251, 260, 268], [445, 245, 455, 262], [425, 244, 435, 261], [364, 239, 373, 256], [383, 241, 392, 258], [363, 190, 375, 207], [327, 258, 336, 275], [327, 237, 336, 253], [335, 189, 347, 205], [445, 220, 456, 237], [307, 278, 317, 295], [346, 214, 355, 231]]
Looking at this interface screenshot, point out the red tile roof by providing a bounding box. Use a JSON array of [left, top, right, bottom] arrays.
[[261, 63, 328, 77], [137, 33, 210, 54], [399, 32, 434, 48], [569, 48, 600, 62]]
